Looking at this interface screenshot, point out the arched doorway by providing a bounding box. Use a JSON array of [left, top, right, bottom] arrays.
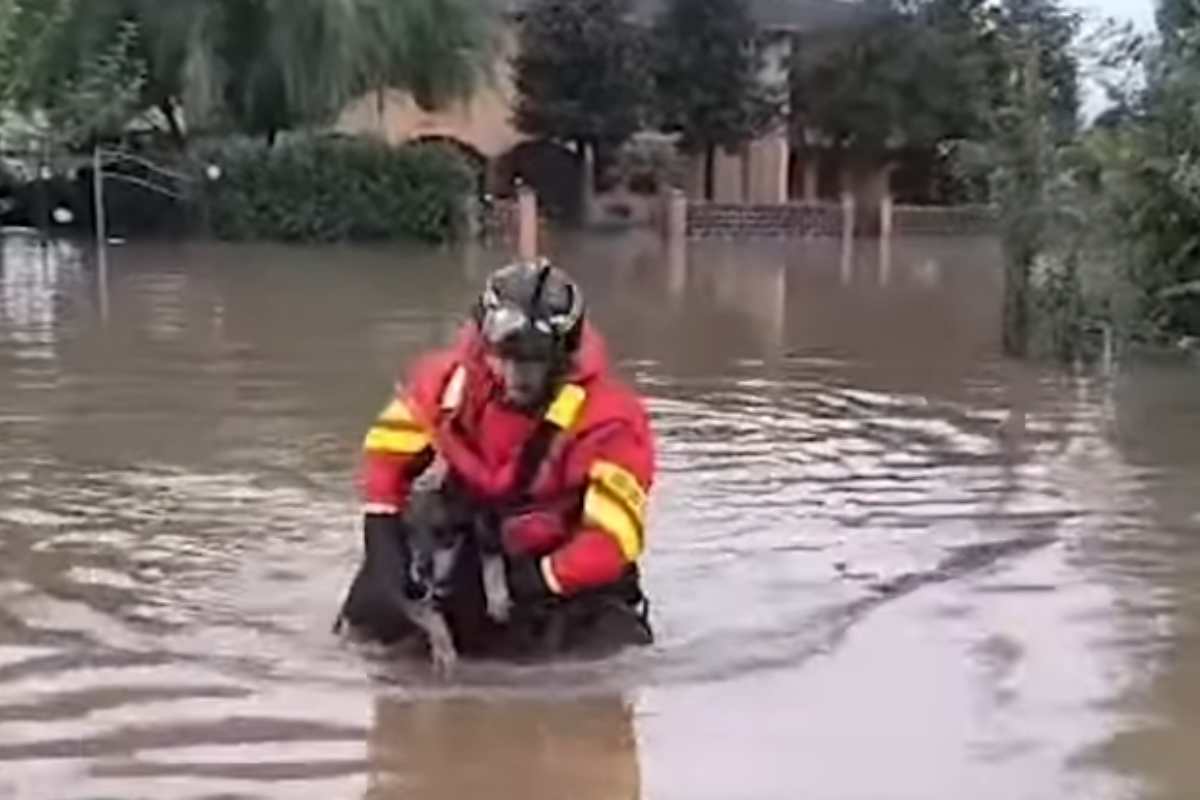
[[493, 140, 583, 224]]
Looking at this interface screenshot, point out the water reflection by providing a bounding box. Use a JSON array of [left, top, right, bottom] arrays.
[[366, 695, 641, 800], [0, 234, 83, 363], [1081, 364, 1200, 800]]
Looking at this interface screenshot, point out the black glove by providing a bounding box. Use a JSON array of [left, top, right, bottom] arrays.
[[362, 514, 425, 600], [337, 514, 419, 641], [506, 556, 553, 603]]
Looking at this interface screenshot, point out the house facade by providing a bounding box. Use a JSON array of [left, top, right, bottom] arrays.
[[335, 0, 889, 212]]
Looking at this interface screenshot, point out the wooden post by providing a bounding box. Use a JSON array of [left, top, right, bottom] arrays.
[[93, 146, 109, 322], [517, 184, 538, 261]]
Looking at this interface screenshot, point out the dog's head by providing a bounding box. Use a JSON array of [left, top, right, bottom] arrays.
[[404, 487, 472, 602]]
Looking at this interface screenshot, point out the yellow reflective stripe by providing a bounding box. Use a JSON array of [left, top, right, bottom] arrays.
[[366, 394, 431, 454], [583, 484, 643, 561], [378, 398, 418, 424], [584, 460, 647, 561], [363, 425, 431, 455], [589, 460, 647, 521], [544, 383, 586, 429]]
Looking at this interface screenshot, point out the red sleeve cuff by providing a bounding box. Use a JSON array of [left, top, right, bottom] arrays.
[[546, 527, 628, 596]]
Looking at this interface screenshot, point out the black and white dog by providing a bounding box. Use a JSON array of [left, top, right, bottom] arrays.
[[335, 458, 511, 677]]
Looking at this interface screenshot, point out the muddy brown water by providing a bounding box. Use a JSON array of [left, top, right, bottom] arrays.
[[0, 230, 1198, 799]]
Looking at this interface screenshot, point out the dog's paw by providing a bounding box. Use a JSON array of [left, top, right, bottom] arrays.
[[485, 596, 512, 624], [430, 642, 458, 678], [424, 614, 458, 679], [481, 555, 512, 624]]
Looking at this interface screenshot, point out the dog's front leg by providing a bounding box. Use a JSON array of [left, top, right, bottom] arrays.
[[425, 613, 458, 678], [481, 553, 512, 624], [407, 601, 458, 677]]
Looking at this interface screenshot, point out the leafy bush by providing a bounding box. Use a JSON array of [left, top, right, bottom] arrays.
[[199, 136, 475, 243], [609, 136, 687, 196]]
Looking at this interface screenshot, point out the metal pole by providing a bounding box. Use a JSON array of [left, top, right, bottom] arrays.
[[93, 146, 109, 321]]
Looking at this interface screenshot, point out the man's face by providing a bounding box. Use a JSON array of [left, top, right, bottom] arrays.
[[486, 354, 554, 410]]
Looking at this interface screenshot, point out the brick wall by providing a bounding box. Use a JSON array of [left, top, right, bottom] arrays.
[[891, 204, 998, 236], [687, 202, 845, 238]]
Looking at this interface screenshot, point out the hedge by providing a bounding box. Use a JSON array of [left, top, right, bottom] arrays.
[[199, 135, 475, 243]]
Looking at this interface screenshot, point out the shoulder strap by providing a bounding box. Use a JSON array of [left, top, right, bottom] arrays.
[[510, 383, 587, 504]]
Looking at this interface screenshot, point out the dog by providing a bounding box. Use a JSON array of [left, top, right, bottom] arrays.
[[336, 457, 512, 677]]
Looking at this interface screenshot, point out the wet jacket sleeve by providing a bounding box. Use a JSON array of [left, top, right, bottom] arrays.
[[359, 393, 434, 513], [358, 354, 453, 513], [542, 413, 655, 597]]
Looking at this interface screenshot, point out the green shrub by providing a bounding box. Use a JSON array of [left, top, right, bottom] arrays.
[[610, 136, 688, 196], [198, 135, 475, 243]]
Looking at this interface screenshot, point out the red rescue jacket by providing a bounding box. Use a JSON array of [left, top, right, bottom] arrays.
[[360, 322, 655, 596]]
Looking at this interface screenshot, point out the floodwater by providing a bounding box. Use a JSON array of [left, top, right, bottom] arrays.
[[0, 229, 1197, 800]]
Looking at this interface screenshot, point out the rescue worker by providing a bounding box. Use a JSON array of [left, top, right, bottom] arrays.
[[341, 258, 655, 660]]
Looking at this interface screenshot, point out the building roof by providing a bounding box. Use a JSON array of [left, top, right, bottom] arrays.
[[504, 0, 871, 32]]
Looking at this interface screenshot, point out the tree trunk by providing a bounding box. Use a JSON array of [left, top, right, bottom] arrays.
[[159, 99, 186, 150]]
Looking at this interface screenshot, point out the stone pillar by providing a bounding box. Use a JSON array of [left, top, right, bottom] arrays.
[[880, 192, 894, 240], [713, 147, 744, 203], [747, 133, 789, 204], [665, 188, 688, 243], [517, 184, 538, 261]]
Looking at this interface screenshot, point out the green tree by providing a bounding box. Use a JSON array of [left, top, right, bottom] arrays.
[[989, 0, 1085, 357], [1082, 3, 1200, 339], [948, 0, 1084, 357], [789, 0, 1079, 203], [790, 0, 987, 159], [992, 0, 1082, 140], [20, 0, 498, 147], [513, 0, 648, 164], [0, 0, 70, 109], [651, 0, 780, 199], [0, 0, 145, 146]]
